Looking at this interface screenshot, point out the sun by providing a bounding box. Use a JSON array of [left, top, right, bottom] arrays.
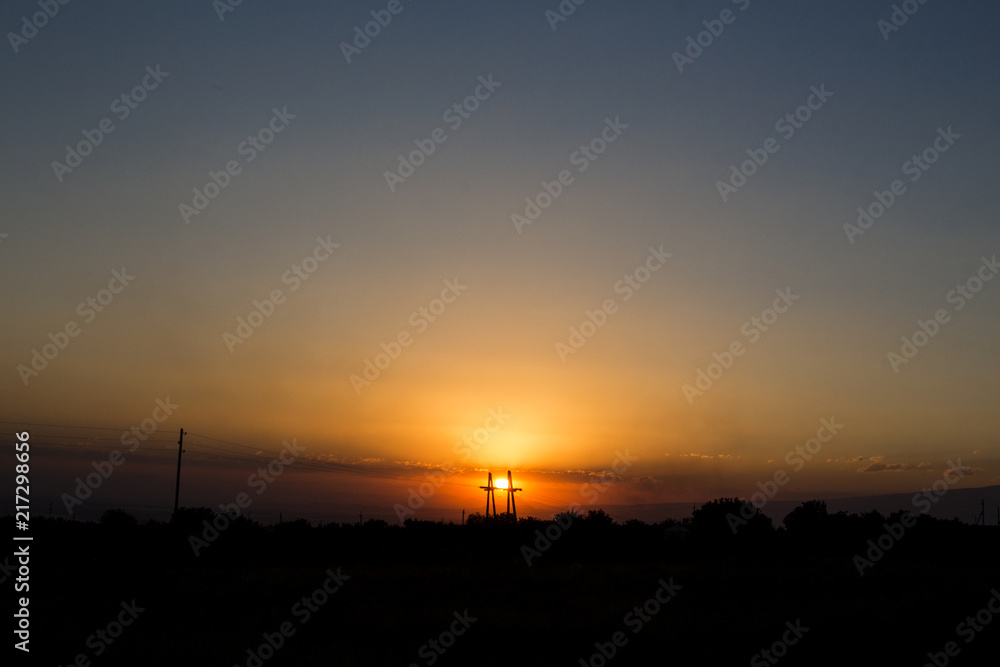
[[494, 477, 509, 489]]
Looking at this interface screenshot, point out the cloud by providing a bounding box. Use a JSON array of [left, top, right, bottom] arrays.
[[525, 468, 625, 483], [676, 453, 738, 461], [945, 465, 984, 477], [826, 455, 873, 463], [859, 457, 931, 473], [621, 475, 666, 490], [310, 457, 465, 474]]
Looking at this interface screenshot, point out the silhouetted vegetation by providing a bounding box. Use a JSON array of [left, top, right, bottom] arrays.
[[11, 499, 1000, 666]]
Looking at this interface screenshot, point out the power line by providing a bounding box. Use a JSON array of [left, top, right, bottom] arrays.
[[29, 436, 176, 444], [183, 433, 479, 487], [186, 431, 271, 453], [30, 442, 176, 452], [3, 417, 481, 489], [186, 431, 480, 486], [0, 419, 139, 432], [520, 493, 571, 511]]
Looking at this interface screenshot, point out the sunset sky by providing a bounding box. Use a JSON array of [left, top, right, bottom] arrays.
[[3, 0, 998, 523]]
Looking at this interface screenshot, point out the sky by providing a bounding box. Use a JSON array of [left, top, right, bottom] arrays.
[[2, 0, 998, 523]]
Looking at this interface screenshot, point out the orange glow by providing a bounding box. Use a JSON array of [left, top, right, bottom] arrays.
[[494, 477, 509, 489]]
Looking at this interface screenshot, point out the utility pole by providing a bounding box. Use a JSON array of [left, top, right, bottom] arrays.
[[173, 429, 186, 515], [505, 470, 522, 521]]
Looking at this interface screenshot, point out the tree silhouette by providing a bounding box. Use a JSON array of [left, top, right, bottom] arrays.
[[783, 499, 828, 535], [100, 508, 138, 529], [584, 508, 614, 526], [692, 497, 773, 543]]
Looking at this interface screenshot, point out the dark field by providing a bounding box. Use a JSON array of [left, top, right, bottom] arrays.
[[15, 507, 1000, 666]]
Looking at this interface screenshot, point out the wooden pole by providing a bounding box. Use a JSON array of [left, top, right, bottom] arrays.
[[480, 473, 497, 519], [507, 471, 521, 521], [507, 476, 511, 514], [173, 429, 185, 515], [510, 470, 516, 521]]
